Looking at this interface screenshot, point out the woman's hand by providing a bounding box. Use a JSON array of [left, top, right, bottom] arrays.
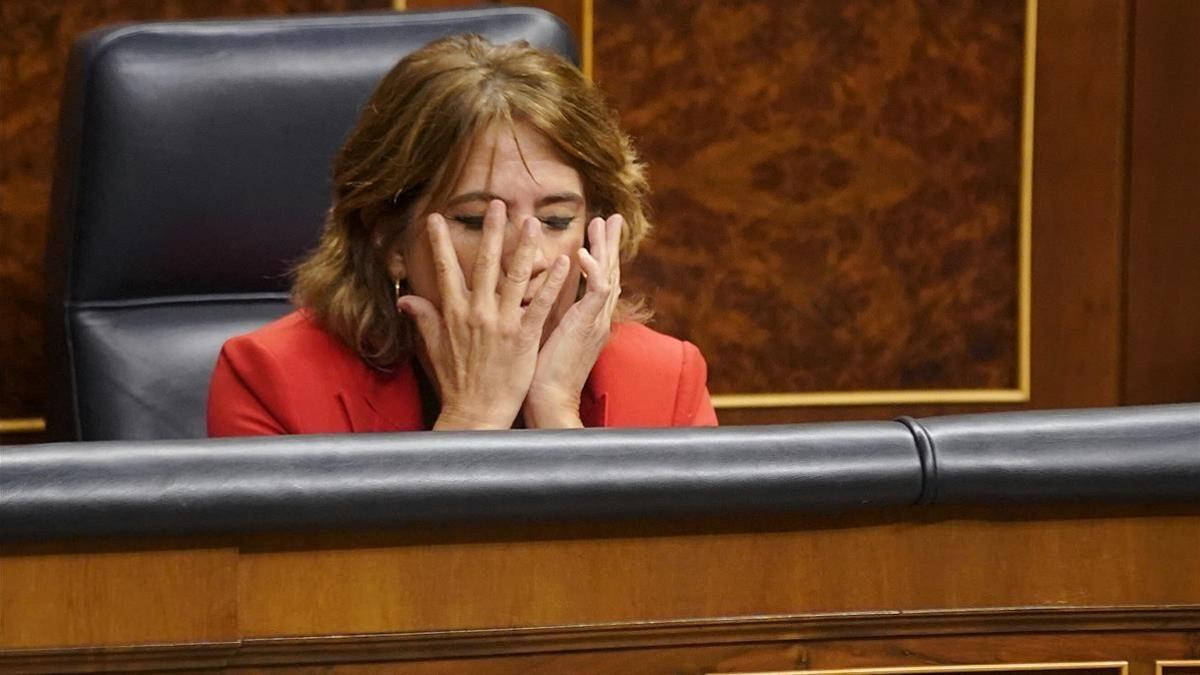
[[523, 214, 624, 428], [397, 200, 570, 430]]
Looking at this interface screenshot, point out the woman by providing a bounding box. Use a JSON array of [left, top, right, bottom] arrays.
[[207, 35, 717, 435]]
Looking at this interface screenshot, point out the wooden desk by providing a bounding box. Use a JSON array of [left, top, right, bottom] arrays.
[[3, 504, 1199, 673]]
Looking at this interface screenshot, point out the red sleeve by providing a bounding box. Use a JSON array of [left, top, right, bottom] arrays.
[[673, 340, 719, 427], [206, 340, 289, 437]]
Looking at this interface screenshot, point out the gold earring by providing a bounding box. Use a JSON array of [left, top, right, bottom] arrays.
[[393, 278, 402, 302]]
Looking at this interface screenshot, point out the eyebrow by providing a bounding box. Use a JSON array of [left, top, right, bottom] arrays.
[[444, 191, 585, 209]]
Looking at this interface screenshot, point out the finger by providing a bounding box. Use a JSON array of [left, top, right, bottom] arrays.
[[396, 294, 444, 350], [605, 214, 623, 269], [574, 248, 610, 314], [499, 217, 538, 311], [521, 254, 570, 332], [471, 199, 506, 305], [577, 247, 605, 290], [427, 213, 467, 307], [605, 215, 623, 294], [586, 217, 606, 269]]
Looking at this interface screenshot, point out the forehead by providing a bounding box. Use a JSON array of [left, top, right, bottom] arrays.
[[452, 120, 582, 193]]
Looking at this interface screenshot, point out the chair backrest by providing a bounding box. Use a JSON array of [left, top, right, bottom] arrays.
[[44, 8, 577, 441]]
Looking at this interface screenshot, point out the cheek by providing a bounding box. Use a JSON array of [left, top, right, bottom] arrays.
[[549, 229, 585, 264], [450, 232, 480, 288], [402, 243, 441, 306]]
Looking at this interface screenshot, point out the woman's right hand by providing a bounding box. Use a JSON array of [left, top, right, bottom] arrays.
[[396, 200, 570, 430]]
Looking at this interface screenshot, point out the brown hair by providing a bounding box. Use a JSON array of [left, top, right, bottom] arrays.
[[292, 34, 652, 370]]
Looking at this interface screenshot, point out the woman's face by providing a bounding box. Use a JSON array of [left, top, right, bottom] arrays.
[[393, 120, 587, 338]]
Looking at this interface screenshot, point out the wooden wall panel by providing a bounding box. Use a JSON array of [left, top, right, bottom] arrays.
[[595, 0, 1024, 398], [0, 0, 391, 434], [717, 0, 1133, 425], [230, 506, 1200, 637], [1123, 0, 1200, 405], [1026, 0, 1129, 411], [3, 0, 1194, 434], [405, 0, 583, 52]]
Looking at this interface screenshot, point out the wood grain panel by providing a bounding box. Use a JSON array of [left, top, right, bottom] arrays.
[[3, 0, 1190, 430], [0, 0, 390, 428], [1123, 0, 1200, 405], [721, 0, 1134, 424], [1026, 0, 1129, 411], [232, 506, 1200, 637], [595, 0, 1024, 396], [0, 544, 238, 649], [5, 508, 1200, 670], [405, 0, 583, 51]]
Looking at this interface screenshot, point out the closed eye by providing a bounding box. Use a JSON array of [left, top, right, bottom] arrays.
[[450, 215, 576, 231], [450, 215, 485, 230], [540, 216, 576, 231]]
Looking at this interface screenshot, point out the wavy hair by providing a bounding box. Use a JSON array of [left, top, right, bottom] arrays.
[[292, 34, 652, 370]]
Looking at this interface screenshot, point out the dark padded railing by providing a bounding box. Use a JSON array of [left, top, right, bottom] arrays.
[[2, 404, 1197, 540]]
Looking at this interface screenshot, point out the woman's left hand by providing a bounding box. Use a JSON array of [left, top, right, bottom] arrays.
[[522, 214, 624, 428]]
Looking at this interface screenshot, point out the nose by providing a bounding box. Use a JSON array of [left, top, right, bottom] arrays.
[[500, 215, 550, 282]]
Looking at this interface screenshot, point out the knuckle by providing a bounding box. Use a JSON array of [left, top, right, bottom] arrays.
[[444, 304, 466, 324], [467, 306, 493, 328]]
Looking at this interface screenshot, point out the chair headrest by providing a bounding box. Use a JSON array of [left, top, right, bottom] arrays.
[[50, 8, 577, 304]]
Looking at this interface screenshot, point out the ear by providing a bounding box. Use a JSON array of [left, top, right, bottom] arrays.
[[386, 246, 408, 282]]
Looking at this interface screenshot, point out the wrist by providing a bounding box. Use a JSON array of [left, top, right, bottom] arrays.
[[522, 391, 583, 429], [433, 405, 515, 431]]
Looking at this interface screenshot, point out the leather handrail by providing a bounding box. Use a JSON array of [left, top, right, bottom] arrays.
[[1, 422, 919, 539], [2, 404, 1196, 540]]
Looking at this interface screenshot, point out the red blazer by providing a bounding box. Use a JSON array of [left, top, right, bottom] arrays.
[[208, 310, 718, 436]]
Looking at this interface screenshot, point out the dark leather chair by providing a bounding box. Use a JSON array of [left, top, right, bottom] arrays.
[[44, 8, 577, 441]]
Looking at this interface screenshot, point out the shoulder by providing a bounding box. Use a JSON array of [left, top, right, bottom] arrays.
[[591, 322, 716, 427], [221, 309, 351, 365], [216, 308, 369, 400], [208, 310, 368, 436], [599, 322, 701, 375]]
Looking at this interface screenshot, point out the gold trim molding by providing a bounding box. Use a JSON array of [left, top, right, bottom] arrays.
[[0, 417, 45, 435], [5, 604, 1193, 672], [1156, 661, 1200, 675], [719, 662, 1128, 675], [712, 388, 1029, 409]]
